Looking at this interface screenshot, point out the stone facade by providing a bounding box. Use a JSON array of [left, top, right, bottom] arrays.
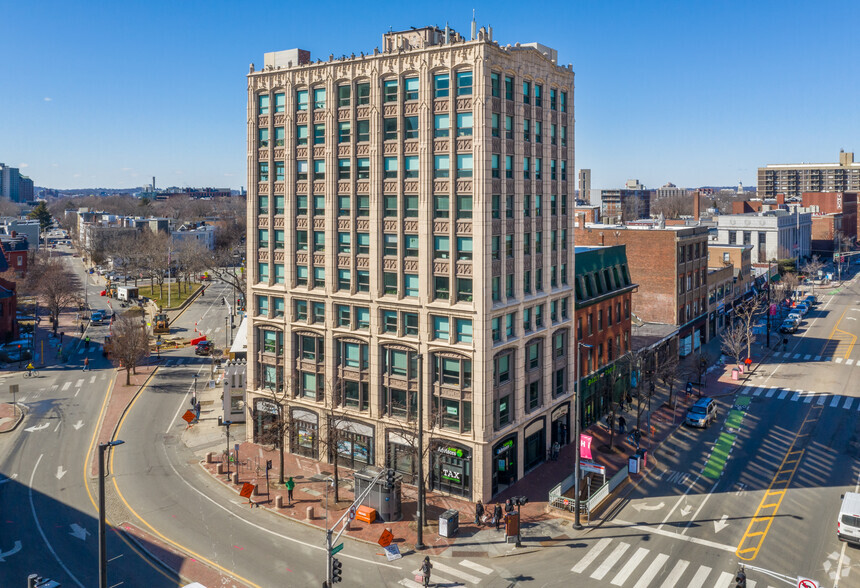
[[245, 26, 575, 501]]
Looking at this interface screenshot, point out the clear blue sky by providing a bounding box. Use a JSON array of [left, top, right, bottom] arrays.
[[2, 0, 858, 191]]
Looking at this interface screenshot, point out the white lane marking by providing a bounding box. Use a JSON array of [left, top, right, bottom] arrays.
[[29, 454, 85, 588], [687, 565, 712, 588], [75, 379, 84, 387], [590, 542, 630, 580], [89, 376, 96, 384], [152, 443, 400, 568], [610, 546, 649, 586], [398, 580, 422, 588], [659, 559, 689, 587], [572, 537, 612, 573], [836, 357, 844, 364], [831, 396, 842, 407], [765, 388, 776, 398], [753, 387, 765, 397], [804, 393, 814, 404], [74, 389, 79, 397], [793, 353, 801, 360], [613, 519, 735, 553], [845, 398, 854, 410], [848, 359, 856, 366], [814, 355, 821, 361], [632, 553, 670, 588], [432, 561, 482, 584], [715, 571, 735, 587], [61, 381, 71, 391], [817, 395, 827, 406], [778, 389, 789, 400], [791, 391, 801, 401], [459, 561, 493, 575], [54, 421, 62, 432]]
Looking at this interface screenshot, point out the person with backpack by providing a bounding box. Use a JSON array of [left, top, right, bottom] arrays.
[[420, 556, 432, 587]]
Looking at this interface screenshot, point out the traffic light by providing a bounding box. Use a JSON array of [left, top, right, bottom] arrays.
[[512, 496, 529, 507], [385, 468, 396, 489], [221, 297, 226, 306], [266, 460, 272, 471], [735, 567, 746, 588], [331, 557, 343, 583]]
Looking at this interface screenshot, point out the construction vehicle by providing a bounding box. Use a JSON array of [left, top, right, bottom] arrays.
[[153, 312, 170, 334], [103, 335, 113, 359]]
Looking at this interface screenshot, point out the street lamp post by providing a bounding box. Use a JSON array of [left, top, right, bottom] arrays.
[[766, 260, 774, 348], [192, 374, 198, 404], [574, 342, 593, 530], [225, 315, 229, 348], [98, 440, 125, 588], [416, 352, 425, 550]]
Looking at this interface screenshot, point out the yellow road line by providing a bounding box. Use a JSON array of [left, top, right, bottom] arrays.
[[82, 372, 179, 586], [735, 407, 819, 561], [110, 369, 262, 588], [825, 309, 858, 358]]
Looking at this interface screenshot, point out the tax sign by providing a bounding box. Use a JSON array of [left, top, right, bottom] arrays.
[[797, 577, 818, 588]]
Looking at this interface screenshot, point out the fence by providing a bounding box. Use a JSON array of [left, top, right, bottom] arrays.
[[549, 464, 629, 521]]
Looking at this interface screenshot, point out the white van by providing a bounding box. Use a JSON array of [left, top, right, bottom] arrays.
[[838, 492, 860, 544]]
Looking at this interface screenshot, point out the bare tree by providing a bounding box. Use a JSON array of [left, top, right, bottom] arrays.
[[320, 402, 352, 504], [800, 255, 825, 297], [111, 313, 150, 385], [31, 256, 78, 333], [656, 353, 680, 406], [260, 381, 293, 485], [602, 352, 630, 449], [720, 322, 747, 368], [734, 295, 765, 359], [175, 239, 208, 294]]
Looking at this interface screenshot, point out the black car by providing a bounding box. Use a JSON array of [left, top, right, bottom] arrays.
[[195, 341, 215, 356], [779, 320, 799, 334]]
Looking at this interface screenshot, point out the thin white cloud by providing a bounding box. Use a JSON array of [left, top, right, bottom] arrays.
[[121, 167, 132, 171], [19, 163, 29, 168], [44, 97, 52, 102], [51, 163, 59, 167]]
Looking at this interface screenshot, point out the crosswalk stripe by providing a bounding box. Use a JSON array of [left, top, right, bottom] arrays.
[[89, 375, 96, 384], [804, 354, 812, 360], [845, 398, 854, 410], [590, 542, 630, 580], [793, 353, 801, 360], [62, 381, 71, 391], [410, 570, 459, 586], [739, 386, 752, 395], [398, 580, 422, 588], [432, 562, 482, 584], [765, 388, 776, 398], [633, 553, 669, 588], [753, 387, 764, 397], [610, 546, 649, 586], [816, 395, 826, 406], [836, 357, 844, 364], [848, 359, 856, 366], [804, 393, 814, 404], [814, 355, 821, 361], [75, 379, 83, 387], [715, 571, 735, 587], [572, 538, 612, 573], [658, 559, 689, 587], [687, 565, 712, 588], [778, 389, 788, 400], [791, 391, 801, 401], [459, 561, 492, 575], [831, 396, 841, 407]]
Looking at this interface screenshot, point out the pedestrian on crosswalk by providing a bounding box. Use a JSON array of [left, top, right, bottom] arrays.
[[420, 556, 432, 587], [83, 357, 89, 371]]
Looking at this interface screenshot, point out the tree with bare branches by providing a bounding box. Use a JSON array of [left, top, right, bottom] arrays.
[[800, 255, 825, 297], [260, 381, 293, 485], [602, 353, 630, 450], [31, 256, 78, 333], [111, 313, 150, 384], [733, 295, 765, 359], [720, 322, 747, 368], [656, 353, 680, 406]]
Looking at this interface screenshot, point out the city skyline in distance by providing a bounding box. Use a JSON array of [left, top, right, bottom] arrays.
[[2, 0, 858, 191]]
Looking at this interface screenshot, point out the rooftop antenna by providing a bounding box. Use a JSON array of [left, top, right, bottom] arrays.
[[471, 9, 477, 40]]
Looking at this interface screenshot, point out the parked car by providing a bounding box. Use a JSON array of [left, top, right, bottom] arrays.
[[195, 341, 215, 356], [686, 397, 717, 428], [803, 295, 817, 306], [779, 320, 799, 334], [795, 303, 810, 316], [786, 312, 803, 324]]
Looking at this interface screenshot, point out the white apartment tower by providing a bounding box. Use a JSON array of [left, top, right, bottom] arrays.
[[246, 25, 575, 501]]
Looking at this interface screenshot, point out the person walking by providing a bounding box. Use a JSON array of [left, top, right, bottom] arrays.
[[493, 503, 503, 531], [551, 441, 560, 461], [84, 336, 90, 350], [618, 415, 627, 436], [286, 476, 295, 506], [194, 400, 201, 423], [474, 500, 485, 526], [504, 498, 514, 514], [632, 428, 642, 449], [83, 357, 89, 371], [420, 556, 432, 588], [80, 323, 85, 335]]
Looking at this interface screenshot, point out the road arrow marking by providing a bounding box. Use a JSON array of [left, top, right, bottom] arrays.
[[680, 504, 693, 517], [56, 466, 67, 480], [24, 423, 50, 433], [632, 501, 665, 512], [69, 524, 89, 541], [0, 540, 22, 562], [0, 474, 15, 485], [713, 514, 729, 533], [72, 420, 84, 430]]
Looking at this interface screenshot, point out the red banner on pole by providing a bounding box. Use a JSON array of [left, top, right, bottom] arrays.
[[580, 434, 593, 460]]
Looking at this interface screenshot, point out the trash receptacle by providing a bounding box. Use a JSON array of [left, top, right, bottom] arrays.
[[636, 448, 648, 467], [628, 454, 640, 474], [731, 368, 740, 381], [439, 509, 459, 537]]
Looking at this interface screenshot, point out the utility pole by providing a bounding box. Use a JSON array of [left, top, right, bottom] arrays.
[[574, 342, 593, 530], [416, 353, 425, 549]]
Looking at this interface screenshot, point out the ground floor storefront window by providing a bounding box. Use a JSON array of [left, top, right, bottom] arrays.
[[523, 418, 545, 472], [253, 398, 280, 444], [492, 435, 517, 496], [331, 420, 374, 470], [290, 408, 318, 458], [387, 432, 416, 484], [551, 403, 569, 446], [430, 441, 472, 499]]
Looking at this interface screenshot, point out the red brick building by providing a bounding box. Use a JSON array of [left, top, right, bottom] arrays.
[[573, 245, 636, 427], [801, 191, 858, 245], [0, 234, 29, 277], [575, 218, 709, 356]]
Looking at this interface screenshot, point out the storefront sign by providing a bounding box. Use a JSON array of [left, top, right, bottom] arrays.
[[257, 400, 279, 415], [441, 464, 463, 484], [495, 439, 514, 455], [437, 446, 465, 458]]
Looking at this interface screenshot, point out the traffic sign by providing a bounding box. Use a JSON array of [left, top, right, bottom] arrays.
[[181, 410, 195, 424], [377, 529, 394, 547], [797, 578, 818, 588], [331, 542, 344, 555], [348, 506, 357, 520]]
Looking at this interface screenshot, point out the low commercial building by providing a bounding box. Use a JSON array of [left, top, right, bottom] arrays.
[[706, 265, 735, 342], [715, 210, 811, 264], [708, 244, 753, 297]]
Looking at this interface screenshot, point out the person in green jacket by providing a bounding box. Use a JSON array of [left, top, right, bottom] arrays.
[[286, 477, 295, 506]]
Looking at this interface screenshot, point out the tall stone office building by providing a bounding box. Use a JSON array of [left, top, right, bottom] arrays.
[[246, 24, 575, 501]]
